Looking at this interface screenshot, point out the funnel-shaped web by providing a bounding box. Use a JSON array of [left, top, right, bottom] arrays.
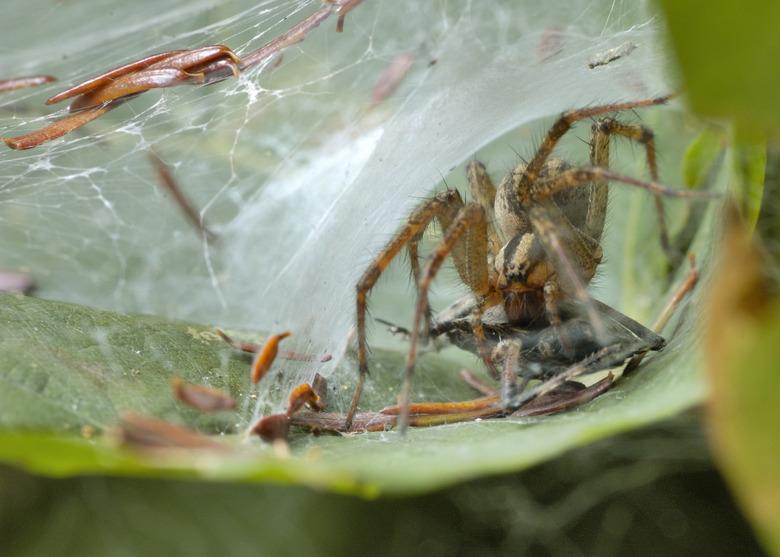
[[0, 0, 684, 420]]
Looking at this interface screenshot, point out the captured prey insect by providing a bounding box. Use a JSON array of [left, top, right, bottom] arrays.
[[346, 95, 717, 433]]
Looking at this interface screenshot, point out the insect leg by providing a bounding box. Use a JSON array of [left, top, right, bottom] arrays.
[[623, 254, 699, 373]]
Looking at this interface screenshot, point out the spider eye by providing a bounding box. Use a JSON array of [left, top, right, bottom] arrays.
[[505, 260, 530, 283]]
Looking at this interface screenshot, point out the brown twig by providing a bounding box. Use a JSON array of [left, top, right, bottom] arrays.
[[250, 331, 292, 384], [336, 0, 364, 33], [3, 103, 114, 150], [171, 377, 236, 412], [0, 75, 56, 93], [241, 0, 362, 70], [114, 413, 226, 450], [370, 52, 414, 106], [148, 150, 218, 242], [217, 329, 331, 362], [0, 271, 34, 294]]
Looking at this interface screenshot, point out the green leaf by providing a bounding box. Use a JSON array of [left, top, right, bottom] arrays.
[[0, 291, 709, 496], [705, 218, 780, 556], [711, 308, 780, 554], [658, 0, 780, 134], [730, 128, 767, 228], [683, 128, 725, 190], [3, 416, 766, 557]]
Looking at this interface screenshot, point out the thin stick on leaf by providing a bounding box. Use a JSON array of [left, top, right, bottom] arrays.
[[0, 75, 56, 93], [241, 0, 362, 70], [370, 53, 414, 106], [3, 104, 113, 150], [251, 331, 292, 384], [115, 413, 225, 450], [217, 329, 331, 361], [148, 150, 217, 242], [336, 0, 364, 32], [171, 377, 236, 412]]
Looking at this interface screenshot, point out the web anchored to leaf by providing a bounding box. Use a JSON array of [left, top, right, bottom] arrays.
[[0, 0, 721, 437]]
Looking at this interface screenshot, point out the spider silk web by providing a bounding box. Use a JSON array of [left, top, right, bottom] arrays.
[[1, 0, 695, 419]]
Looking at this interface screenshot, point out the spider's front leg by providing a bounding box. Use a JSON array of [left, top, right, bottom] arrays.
[[347, 190, 464, 430], [398, 203, 502, 433]]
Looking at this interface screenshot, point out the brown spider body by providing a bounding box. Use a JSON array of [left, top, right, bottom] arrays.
[[346, 95, 715, 433], [493, 158, 601, 324]]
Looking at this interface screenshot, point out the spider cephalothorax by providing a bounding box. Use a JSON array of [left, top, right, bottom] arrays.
[[346, 95, 713, 432]]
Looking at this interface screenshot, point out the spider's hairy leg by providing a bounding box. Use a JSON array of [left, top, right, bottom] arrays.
[[497, 340, 522, 410], [408, 189, 466, 340], [589, 117, 675, 261], [502, 95, 673, 343], [543, 279, 563, 328], [516, 95, 672, 196], [346, 190, 463, 431], [408, 232, 423, 287], [543, 277, 577, 354], [406, 231, 429, 340], [470, 306, 501, 380], [467, 161, 503, 258], [526, 200, 608, 342], [467, 161, 497, 208], [526, 166, 714, 341], [529, 166, 718, 201], [398, 203, 498, 434]]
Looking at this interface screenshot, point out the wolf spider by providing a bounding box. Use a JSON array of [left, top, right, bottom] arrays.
[[347, 95, 713, 433]]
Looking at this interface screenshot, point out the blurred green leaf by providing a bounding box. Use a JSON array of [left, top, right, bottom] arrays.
[[730, 129, 767, 228], [1, 415, 766, 557], [658, 0, 780, 134], [713, 308, 780, 555], [706, 217, 780, 556], [660, 3, 778, 551], [0, 292, 709, 496], [683, 128, 725, 189]]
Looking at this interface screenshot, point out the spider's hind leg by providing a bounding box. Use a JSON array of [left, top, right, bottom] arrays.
[[589, 116, 676, 262]]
